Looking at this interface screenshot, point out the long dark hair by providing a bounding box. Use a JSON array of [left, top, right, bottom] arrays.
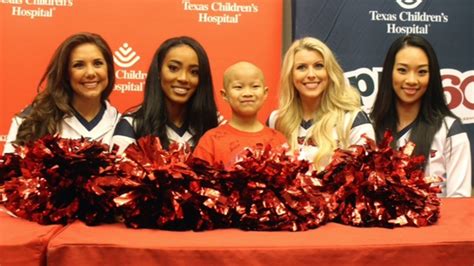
[[130, 36, 218, 149], [370, 34, 456, 161], [15, 32, 115, 145]]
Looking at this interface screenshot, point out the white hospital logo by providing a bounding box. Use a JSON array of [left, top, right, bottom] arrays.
[[396, 0, 422, 9], [114, 43, 140, 68], [113, 42, 146, 93]]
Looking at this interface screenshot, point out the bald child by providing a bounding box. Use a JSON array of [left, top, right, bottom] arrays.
[[193, 61, 287, 167]]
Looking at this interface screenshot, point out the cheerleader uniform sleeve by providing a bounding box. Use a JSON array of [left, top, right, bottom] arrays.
[[266, 110, 279, 129], [2, 116, 23, 155], [111, 117, 137, 154], [444, 119, 472, 197], [349, 111, 376, 145]]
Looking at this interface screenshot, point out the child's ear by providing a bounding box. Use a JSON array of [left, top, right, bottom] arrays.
[[263, 86, 269, 100], [221, 88, 228, 101]]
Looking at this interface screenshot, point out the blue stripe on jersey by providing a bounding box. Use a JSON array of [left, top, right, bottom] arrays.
[[300, 119, 313, 129], [447, 119, 466, 137], [395, 120, 416, 140], [167, 122, 188, 137], [72, 104, 106, 131], [113, 118, 136, 138], [351, 111, 371, 129]]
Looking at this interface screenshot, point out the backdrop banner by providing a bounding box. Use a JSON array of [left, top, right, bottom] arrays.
[[0, 0, 282, 151], [293, 0, 473, 180]]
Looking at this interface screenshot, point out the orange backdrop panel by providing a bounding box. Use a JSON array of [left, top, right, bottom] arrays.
[[0, 0, 283, 151]]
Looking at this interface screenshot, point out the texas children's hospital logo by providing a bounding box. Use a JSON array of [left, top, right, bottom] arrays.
[[181, 0, 259, 25], [1, 0, 74, 19], [369, 0, 449, 35], [113, 43, 147, 93]]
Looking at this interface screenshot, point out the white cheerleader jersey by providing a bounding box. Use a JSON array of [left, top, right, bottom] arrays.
[[267, 110, 375, 164], [111, 113, 225, 153], [396, 116, 472, 197], [3, 101, 121, 154], [111, 116, 195, 153]]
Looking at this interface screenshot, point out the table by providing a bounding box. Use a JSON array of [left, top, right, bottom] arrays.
[[46, 198, 474, 266], [0, 207, 64, 266]]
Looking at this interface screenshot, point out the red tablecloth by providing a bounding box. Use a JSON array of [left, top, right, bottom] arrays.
[[0, 207, 64, 266], [46, 198, 474, 266]]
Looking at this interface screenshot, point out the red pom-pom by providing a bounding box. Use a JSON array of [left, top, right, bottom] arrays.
[[115, 136, 210, 230], [2, 132, 444, 231], [206, 144, 329, 231], [3, 135, 117, 225], [320, 131, 441, 227]]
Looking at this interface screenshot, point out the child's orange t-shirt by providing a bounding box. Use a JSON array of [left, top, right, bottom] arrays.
[[193, 124, 287, 167]]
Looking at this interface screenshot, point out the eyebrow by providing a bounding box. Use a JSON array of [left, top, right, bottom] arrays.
[[71, 57, 104, 62], [295, 59, 323, 64], [168, 59, 183, 65], [168, 59, 199, 67], [395, 63, 429, 67]]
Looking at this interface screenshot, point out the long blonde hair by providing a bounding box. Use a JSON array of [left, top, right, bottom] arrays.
[[275, 37, 361, 169]]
